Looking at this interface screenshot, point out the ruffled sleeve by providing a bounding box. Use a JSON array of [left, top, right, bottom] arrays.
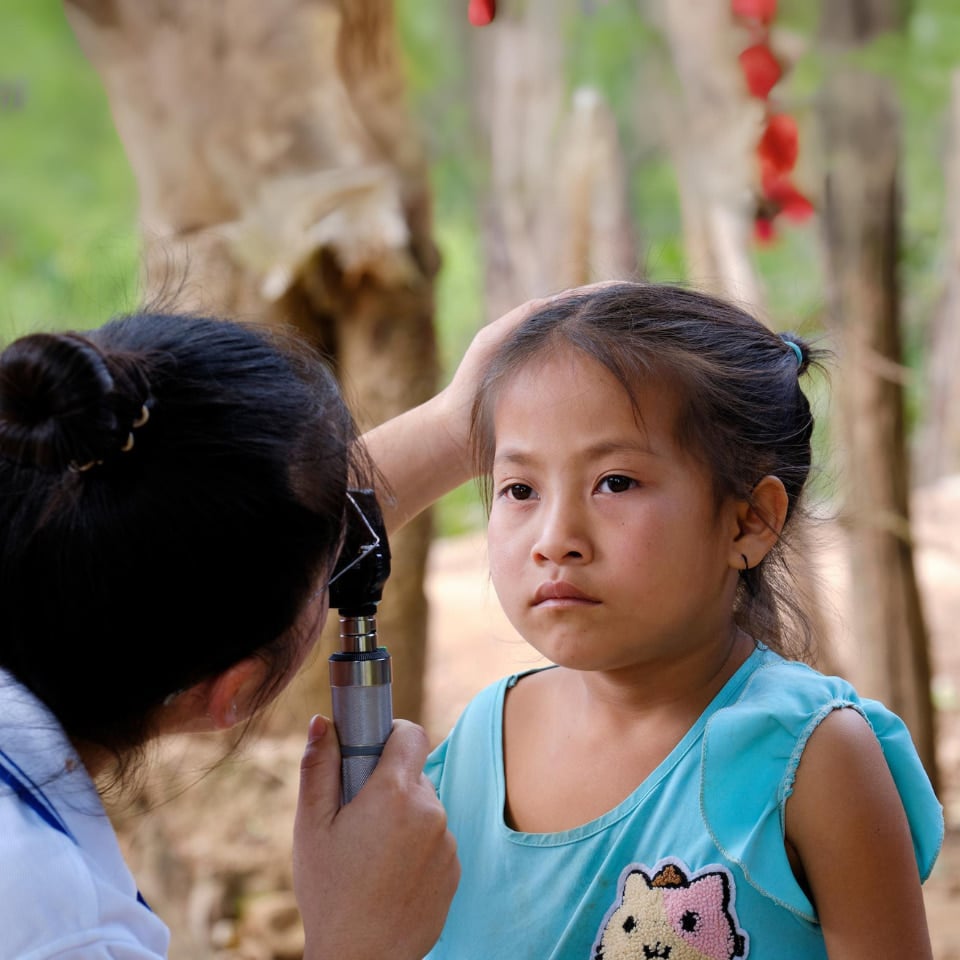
[[701, 655, 944, 921], [424, 733, 450, 793]]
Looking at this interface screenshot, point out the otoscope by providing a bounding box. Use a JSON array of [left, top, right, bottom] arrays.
[[327, 489, 393, 805]]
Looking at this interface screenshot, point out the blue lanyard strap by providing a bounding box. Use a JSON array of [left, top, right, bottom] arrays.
[[0, 745, 151, 910], [0, 745, 76, 842]]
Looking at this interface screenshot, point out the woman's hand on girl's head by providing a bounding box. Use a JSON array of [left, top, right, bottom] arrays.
[[293, 716, 459, 960], [361, 293, 551, 533], [439, 293, 554, 428], [366, 284, 625, 534], [440, 281, 625, 432]]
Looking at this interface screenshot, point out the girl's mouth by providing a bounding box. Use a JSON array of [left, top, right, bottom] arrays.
[[532, 581, 600, 606]]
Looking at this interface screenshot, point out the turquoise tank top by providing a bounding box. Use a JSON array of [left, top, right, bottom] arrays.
[[425, 647, 942, 960]]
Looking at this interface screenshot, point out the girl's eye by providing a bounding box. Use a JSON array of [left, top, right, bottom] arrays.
[[598, 475, 636, 494], [502, 482, 535, 501]]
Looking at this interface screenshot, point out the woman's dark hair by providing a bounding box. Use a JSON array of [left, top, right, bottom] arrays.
[[0, 312, 360, 760], [471, 282, 826, 660]]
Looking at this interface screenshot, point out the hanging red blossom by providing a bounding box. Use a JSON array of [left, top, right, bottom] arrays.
[[753, 216, 777, 245], [732, 0, 814, 243], [757, 113, 798, 178], [762, 175, 815, 222], [731, 0, 778, 24], [468, 0, 496, 26], [738, 43, 782, 99]]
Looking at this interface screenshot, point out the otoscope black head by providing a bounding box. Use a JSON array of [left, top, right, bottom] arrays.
[[328, 489, 391, 616]]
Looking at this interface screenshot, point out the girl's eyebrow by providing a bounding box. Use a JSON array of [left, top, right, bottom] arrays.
[[493, 439, 661, 466], [585, 439, 661, 458], [492, 448, 529, 465]]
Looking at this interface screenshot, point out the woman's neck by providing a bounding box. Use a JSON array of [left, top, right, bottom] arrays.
[[71, 739, 115, 782]]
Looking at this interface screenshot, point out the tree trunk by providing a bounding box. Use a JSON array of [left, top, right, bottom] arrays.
[[64, 0, 439, 734], [555, 87, 640, 287], [469, 0, 569, 322], [469, 0, 639, 322], [818, 0, 938, 789], [918, 69, 960, 483], [650, 0, 765, 307], [65, 5, 439, 953]]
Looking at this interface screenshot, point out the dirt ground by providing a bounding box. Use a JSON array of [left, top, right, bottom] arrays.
[[421, 476, 960, 959]]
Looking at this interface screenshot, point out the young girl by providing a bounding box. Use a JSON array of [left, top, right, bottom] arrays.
[[425, 282, 943, 960]]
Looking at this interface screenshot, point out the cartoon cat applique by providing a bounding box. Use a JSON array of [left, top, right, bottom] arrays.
[[593, 859, 749, 960]]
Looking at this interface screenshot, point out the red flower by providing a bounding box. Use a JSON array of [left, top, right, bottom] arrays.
[[754, 216, 777, 244], [762, 175, 815, 221], [757, 113, 799, 178], [738, 43, 781, 99], [732, 0, 778, 24], [468, 0, 496, 26]]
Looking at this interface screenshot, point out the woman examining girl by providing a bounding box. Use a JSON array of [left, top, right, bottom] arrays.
[[426, 282, 943, 960], [0, 296, 537, 960]]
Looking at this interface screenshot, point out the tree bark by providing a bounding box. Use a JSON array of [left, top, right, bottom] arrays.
[[64, 0, 439, 733], [818, 0, 938, 788], [555, 87, 640, 287], [650, 0, 765, 307], [469, 0, 569, 322], [918, 69, 960, 482], [469, 0, 639, 322]]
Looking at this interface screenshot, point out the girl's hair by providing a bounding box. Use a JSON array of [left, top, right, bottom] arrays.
[[471, 282, 825, 660], [0, 312, 361, 761]]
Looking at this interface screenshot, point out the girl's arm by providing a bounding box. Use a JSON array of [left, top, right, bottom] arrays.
[[362, 295, 552, 534], [785, 707, 933, 960]]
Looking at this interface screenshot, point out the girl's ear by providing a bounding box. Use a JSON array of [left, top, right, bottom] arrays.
[[729, 475, 789, 571]]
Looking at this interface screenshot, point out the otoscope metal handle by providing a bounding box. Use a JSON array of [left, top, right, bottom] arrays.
[[330, 651, 393, 803]]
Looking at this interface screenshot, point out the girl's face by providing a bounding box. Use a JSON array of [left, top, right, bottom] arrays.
[[487, 345, 743, 676]]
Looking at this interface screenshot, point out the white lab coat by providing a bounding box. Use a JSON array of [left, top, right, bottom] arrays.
[[0, 670, 170, 959]]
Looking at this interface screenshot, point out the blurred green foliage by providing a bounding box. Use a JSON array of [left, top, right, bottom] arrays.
[[1, 0, 958, 533], [0, 1, 139, 339]]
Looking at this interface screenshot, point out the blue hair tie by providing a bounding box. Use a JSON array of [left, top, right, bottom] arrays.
[[783, 338, 803, 367]]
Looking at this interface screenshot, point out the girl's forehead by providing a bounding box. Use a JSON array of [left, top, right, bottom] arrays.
[[491, 346, 683, 446], [495, 343, 675, 415]]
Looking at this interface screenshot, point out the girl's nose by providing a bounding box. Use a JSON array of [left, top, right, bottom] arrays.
[[531, 502, 592, 565]]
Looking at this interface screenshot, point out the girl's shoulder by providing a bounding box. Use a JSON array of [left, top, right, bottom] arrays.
[[700, 649, 943, 917], [425, 667, 552, 787]]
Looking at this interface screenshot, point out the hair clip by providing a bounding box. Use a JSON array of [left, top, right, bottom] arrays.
[[68, 459, 103, 473], [120, 405, 151, 455], [67, 404, 151, 473]]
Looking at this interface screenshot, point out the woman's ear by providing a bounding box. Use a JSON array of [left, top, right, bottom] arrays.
[[204, 657, 270, 730], [729, 475, 789, 571], [160, 657, 269, 734]]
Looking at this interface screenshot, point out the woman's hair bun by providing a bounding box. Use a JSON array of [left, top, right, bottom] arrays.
[[0, 332, 132, 472]]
